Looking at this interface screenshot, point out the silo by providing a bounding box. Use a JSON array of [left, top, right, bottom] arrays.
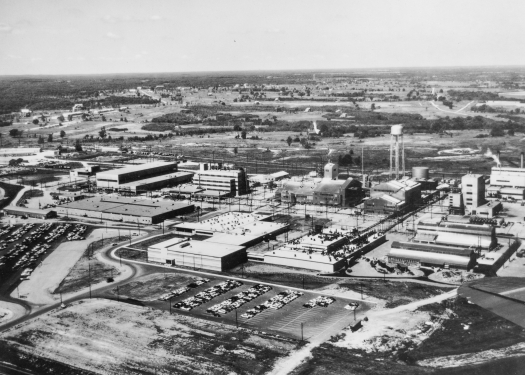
[[412, 167, 430, 179]]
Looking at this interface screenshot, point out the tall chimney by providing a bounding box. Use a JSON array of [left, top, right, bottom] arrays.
[[521, 152, 524, 169]]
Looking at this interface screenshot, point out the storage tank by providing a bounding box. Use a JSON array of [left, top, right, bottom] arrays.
[[412, 166, 429, 179], [391, 125, 403, 135]]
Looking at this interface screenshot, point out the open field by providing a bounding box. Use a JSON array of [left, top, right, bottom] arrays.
[[0, 298, 297, 375]]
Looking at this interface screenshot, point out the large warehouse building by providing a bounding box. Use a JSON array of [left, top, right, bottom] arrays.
[[147, 237, 246, 271], [95, 161, 188, 191], [56, 196, 194, 224]]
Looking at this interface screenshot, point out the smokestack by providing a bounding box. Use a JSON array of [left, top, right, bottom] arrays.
[[521, 152, 524, 169]]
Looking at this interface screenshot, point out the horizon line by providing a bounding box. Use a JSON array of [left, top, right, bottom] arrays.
[[1, 64, 525, 78]]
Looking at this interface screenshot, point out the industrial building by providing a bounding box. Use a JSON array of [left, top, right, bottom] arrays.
[[249, 171, 289, 185], [487, 166, 525, 200], [415, 220, 496, 250], [275, 162, 364, 207], [56, 196, 194, 224], [387, 241, 476, 269], [191, 163, 248, 196], [364, 179, 421, 215], [3, 206, 57, 219], [172, 212, 288, 247], [387, 216, 499, 270], [462, 173, 486, 214], [95, 161, 185, 191], [148, 237, 246, 271]]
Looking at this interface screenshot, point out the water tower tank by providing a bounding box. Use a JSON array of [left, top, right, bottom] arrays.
[[391, 125, 403, 135], [412, 166, 429, 179]]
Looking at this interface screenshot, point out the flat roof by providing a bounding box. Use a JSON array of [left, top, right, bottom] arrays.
[[150, 237, 244, 257], [98, 161, 177, 176], [389, 248, 470, 267], [119, 172, 193, 188], [60, 196, 192, 218], [4, 206, 54, 215]]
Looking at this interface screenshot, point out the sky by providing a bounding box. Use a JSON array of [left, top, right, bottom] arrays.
[[0, 0, 524, 75]]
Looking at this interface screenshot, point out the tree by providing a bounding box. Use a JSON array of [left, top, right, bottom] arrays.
[[286, 136, 293, 146], [490, 128, 505, 137], [37, 136, 45, 144], [75, 139, 83, 152], [60, 130, 66, 138], [48, 133, 53, 142], [9, 129, 19, 137], [371, 103, 376, 111], [507, 129, 515, 136], [233, 124, 242, 131], [233, 147, 238, 155], [99, 128, 107, 138], [241, 130, 247, 139], [32, 119, 39, 125]]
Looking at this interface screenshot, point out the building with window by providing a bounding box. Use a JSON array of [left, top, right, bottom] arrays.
[[364, 179, 421, 215], [461, 173, 485, 214], [192, 164, 248, 196]]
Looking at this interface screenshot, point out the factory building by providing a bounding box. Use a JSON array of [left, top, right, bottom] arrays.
[[192, 163, 249, 196], [487, 167, 525, 200], [364, 179, 421, 215], [462, 173, 486, 214], [95, 161, 182, 191], [56, 196, 194, 224], [312, 178, 363, 206], [148, 237, 246, 272], [415, 220, 496, 250], [3, 206, 57, 219], [387, 241, 476, 269]]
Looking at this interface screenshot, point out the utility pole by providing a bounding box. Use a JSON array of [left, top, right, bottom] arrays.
[[301, 322, 304, 341]]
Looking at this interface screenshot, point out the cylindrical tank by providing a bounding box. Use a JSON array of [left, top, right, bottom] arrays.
[[412, 166, 429, 179], [391, 125, 403, 135]]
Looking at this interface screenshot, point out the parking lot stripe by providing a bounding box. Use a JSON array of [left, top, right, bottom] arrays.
[[271, 307, 318, 331]]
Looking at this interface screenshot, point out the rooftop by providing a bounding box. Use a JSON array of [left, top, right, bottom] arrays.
[[97, 161, 177, 176], [60, 196, 192, 218], [119, 172, 193, 188], [149, 237, 244, 258]]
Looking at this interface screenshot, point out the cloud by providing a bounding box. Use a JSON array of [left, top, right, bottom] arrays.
[[7, 54, 21, 59], [30, 57, 43, 63], [150, 15, 162, 21], [106, 32, 121, 39], [0, 23, 13, 33]]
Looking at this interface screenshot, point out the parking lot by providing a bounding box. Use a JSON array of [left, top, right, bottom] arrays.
[[141, 273, 369, 340], [0, 222, 91, 293]]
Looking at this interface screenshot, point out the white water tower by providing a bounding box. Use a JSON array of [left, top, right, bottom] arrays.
[[390, 125, 405, 179]]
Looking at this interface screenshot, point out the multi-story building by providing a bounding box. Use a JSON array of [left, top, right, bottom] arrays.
[[364, 179, 421, 215], [461, 173, 485, 214], [192, 164, 249, 196]]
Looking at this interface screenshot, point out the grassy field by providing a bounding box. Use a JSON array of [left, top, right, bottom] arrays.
[[55, 234, 121, 294], [409, 297, 525, 362], [0, 299, 297, 375]]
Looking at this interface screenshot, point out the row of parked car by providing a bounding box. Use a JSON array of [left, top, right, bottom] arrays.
[[1, 223, 35, 244], [241, 290, 303, 319], [158, 278, 210, 301], [206, 284, 272, 317], [22, 223, 53, 245], [173, 280, 243, 311], [66, 225, 87, 241], [303, 296, 336, 308]]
